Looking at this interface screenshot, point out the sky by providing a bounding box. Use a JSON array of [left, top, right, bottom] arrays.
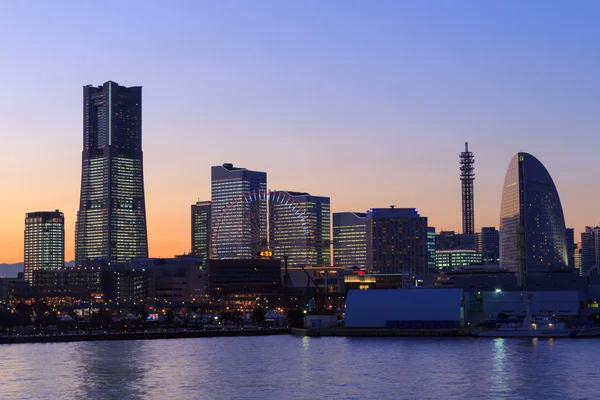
[[0, 1, 599, 263]]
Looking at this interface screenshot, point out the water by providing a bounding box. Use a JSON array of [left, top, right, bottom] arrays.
[[0, 336, 597, 399]]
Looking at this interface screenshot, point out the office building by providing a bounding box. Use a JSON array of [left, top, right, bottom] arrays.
[[333, 212, 367, 268], [211, 163, 267, 259], [191, 201, 211, 262], [206, 259, 282, 311], [75, 81, 148, 266], [575, 242, 582, 273], [24, 210, 65, 282], [475, 227, 500, 264], [499, 152, 568, 277], [427, 227, 436, 273], [365, 208, 428, 275], [270, 191, 330, 266], [581, 227, 600, 275], [435, 249, 483, 271], [566, 228, 575, 268]]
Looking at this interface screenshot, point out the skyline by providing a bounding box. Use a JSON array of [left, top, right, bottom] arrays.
[[1, 2, 600, 263]]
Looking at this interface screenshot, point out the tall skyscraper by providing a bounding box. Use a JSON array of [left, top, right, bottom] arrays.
[[566, 227, 575, 268], [270, 191, 330, 266], [460, 142, 475, 235], [580, 227, 600, 275], [211, 163, 267, 259], [427, 227, 436, 273], [191, 201, 211, 262], [75, 81, 148, 266], [499, 152, 568, 276], [575, 242, 582, 274], [475, 227, 500, 264], [333, 212, 367, 268], [24, 211, 65, 282], [365, 208, 428, 275]]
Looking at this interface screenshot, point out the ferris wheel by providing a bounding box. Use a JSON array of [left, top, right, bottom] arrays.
[[211, 189, 315, 264]]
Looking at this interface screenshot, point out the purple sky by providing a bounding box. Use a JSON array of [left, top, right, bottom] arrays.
[[1, 1, 599, 262]]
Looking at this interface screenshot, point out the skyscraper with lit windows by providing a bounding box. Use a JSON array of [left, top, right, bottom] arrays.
[[499, 152, 567, 276], [75, 81, 148, 266], [270, 191, 331, 266], [210, 163, 267, 259], [24, 210, 65, 282], [333, 212, 367, 268], [191, 200, 211, 262]]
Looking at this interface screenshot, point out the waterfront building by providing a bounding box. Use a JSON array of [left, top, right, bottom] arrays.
[[427, 227, 436, 273], [435, 249, 483, 271], [24, 210, 65, 282], [206, 259, 282, 310], [210, 163, 267, 259], [333, 212, 367, 268], [75, 81, 148, 266], [475, 227, 500, 264], [269, 191, 330, 266], [132, 255, 206, 302], [581, 227, 600, 275], [499, 152, 568, 276], [286, 266, 345, 308], [191, 201, 211, 262], [344, 272, 419, 291], [566, 228, 575, 268], [366, 208, 428, 275]]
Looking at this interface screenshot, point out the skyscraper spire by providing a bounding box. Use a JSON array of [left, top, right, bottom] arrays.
[[460, 142, 475, 234]]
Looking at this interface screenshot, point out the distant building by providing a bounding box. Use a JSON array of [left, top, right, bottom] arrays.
[[210, 163, 267, 259], [24, 210, 65, 282], [191, 201, 211, 262], [435, 249, 483, 271], [75, 81, 148, 266], [475, 227, 500, 264], [575, 242, 582, 273], [333, 212, 367, 268], [436, 231, 459, 250], [427, 227, 436, 273], [566, 228, 575, 268], [270, 191, 330, 266], [499, 152, 568, 276], [581, 227, 600, 275], [366, 208, 428, 275]]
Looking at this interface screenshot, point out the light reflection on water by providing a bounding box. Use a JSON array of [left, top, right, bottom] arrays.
[[0, 336, 598, 400]]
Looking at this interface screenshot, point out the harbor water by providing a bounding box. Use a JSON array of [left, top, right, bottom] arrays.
[[0, 335, 596, 399]]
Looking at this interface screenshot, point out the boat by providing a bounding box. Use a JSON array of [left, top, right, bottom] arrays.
[[472, 294, 600, 338]]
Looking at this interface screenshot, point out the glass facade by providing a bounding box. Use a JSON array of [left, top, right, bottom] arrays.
[[270, 191, 331, 267], [435, 250, 483, 271], [24, 211, 65, 282], [333, 212, 367, 268], [427, 227, 436, 272], [76, 81, 148, 266], [191, 201, 211, 262], [211, 164, 267, 259], [499, 153, 568, 275]]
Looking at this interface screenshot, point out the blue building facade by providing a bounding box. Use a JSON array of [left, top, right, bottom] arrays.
[[499, 153, 568, 275]]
